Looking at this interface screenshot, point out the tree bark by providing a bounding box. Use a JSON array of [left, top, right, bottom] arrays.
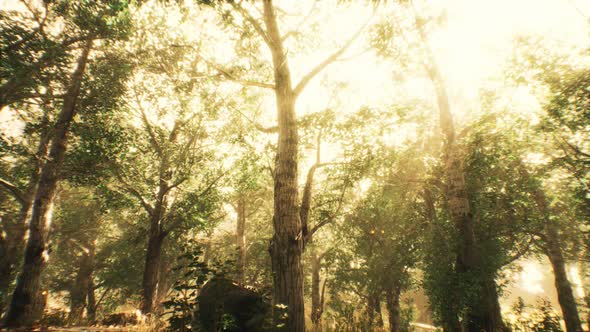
[[262, 1, 305, 331], [310, 251, 325, 326], [416, 19, 505, 331], [545, 219, 583, 332], [367, 291, 383, 329], [0, 112, 51, 314], [3, 38, 93, 328], [465, 277, 506, 332], [386, 284, 402, 332], [68, 245, 94, 325], [86, 278, 96, 324], [236, 196, 247, 285], [527, 183, 583, 332], [140, 213, 165, 315]]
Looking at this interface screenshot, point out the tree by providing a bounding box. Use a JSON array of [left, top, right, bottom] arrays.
[[3, 1, 131, 326], [199, 1, 372, 329], [105, 5, 225, 313]]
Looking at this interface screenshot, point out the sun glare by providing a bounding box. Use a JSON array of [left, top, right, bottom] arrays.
[[517, 261, 545, 295]]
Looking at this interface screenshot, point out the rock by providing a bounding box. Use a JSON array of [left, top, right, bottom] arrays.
[[196, 277, 270, 332]]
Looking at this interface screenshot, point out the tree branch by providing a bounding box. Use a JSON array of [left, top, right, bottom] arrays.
[[0, 178, 26, 205], [113, 170, 154, 216], [292, 8, 375, 98], [255, 123, 278, 133], [231, 1, 272, 47], [281, 0, 318, 42], [132, 89, 163, 158], [206, 60, 275, 89]]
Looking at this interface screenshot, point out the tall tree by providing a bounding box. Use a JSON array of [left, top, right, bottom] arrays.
[[3, 1, 131, 326], [412, 13, 507, 331], [201, 1, 371, 329]]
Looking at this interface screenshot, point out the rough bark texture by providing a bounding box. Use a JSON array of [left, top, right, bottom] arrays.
[[140, 208, 165, 315], [140, 146, 171, 315], [3, 38, 92, 327], [262, 1, 305, 331], [236, 196, 247, 285], [68, 245, 94, 325], [386, 285, 401, 332]]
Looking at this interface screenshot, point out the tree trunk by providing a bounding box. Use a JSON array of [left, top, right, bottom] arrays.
[[3, 38, 92, 328], [465, 277, 506, 332], [0, 210, 27, 315], [236, 196, 247, 285], [262, 1, 305, 331], [546, 224, 583, 332], [68, 245, 94, 325], [140, 151, 170, 315], [0, 112, 51, 315], [367, 291, 383, 329], [529, 183, 583, 332], [140, 215, 165, 315], [86, 278, 96, 324], [386, 285, 402, 332], [155, 255, 171, 314], [417, 22, 505, 330], [310, 251, 323, 326]]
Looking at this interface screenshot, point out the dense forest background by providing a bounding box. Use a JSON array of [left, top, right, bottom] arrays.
[[0, 0, 589, 331]]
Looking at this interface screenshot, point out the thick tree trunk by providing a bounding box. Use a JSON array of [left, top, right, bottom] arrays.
[[386, 285, 402, 332], [0, 210, 27, 315], [0, 113, 51, 315], [155, 255, 171, 314], [262, 1, 305, 331], [236, 196, 247, 284], [140, 215, 165, 315], [3, 38, 92, 328], [465, 277, 506, 332], [140, 152, 170, 315], [68, 246, 94, 325]]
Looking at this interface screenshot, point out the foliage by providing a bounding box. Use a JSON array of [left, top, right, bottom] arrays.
[[162, 241, 234, 332], [508, 297, 563, 332]]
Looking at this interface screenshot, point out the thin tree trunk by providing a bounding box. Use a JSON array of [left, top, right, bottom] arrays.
[[86, 278, 96, 324], [262, 1, 305, 331], [386, 284, 402, 332], [236, 196, 247, 285], [546, 224, 583, 332], [68, 245, 94, 325], [3, 38, 92, 328], [528, 182, 583, 332], [310, 251, 323, 326], [367, 291, 383, 329]]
